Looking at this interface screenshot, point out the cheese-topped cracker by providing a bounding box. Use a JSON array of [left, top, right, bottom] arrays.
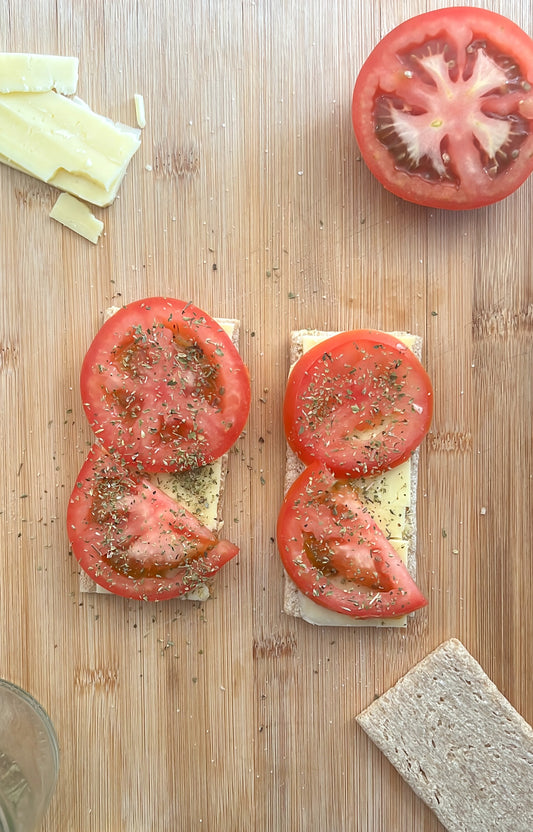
[[78, 315, 239, 601], [282, 329, 423, 627]]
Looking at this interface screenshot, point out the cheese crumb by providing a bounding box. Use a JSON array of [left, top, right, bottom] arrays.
[[134, 93, 146, 128]]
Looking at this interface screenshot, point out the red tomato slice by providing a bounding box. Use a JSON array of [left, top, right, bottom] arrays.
[[283, 330, 432, 478], [80, 297, 251, 473], [277, 463, 427, 618], [67, 443, 239, 601], [352, 7, 533, 209]]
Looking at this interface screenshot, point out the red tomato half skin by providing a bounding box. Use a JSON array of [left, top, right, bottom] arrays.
[[80, 297, 251, 473], [277, 463, 427, 618], [67, 443, 239, 601], [283, 330, 433, 478], [352, 7, 533, 209]]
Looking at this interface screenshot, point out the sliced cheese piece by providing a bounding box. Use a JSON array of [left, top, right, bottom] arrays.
[[0, 151, 125, 207], [50, 192, 103, 243], [48, 166, 131, 208], [283, 329, 422, 628], [0, 91, 140, 205], [0, 53, 79, 94], [152, 459, 225, 532], [348, 461, 411, 543], [0, 141, 137, 209], [79, 317, 238, 602], [134, 93, 146, 128]]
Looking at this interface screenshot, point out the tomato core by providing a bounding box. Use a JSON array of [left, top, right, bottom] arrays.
[[352, 8, 533, 208]]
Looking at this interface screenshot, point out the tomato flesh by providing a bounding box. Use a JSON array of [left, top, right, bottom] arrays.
[[68, 443, 239, 601], [283, 330, 433, 477], [80, 297, 251, 473], [352, 7, 533, 208], [277, 463, 427, 618]]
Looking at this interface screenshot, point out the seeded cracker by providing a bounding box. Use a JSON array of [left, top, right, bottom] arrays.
[[356, 638, 533, 832]]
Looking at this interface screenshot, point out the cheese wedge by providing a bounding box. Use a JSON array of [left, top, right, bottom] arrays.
[[283, 330, 421, 628], [0, 53, 79, 94], [50, 193, 104, 244], [79, 315, 239, 601]]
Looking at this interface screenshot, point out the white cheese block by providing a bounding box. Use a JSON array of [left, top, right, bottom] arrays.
[[49, 193, 104, 244], [0, 91, 140, 206], [0, 53, 79, 94], [79, 317, 238, 602], [283, 330, 421, 628]]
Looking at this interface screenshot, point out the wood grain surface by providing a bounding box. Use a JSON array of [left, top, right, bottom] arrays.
[[1, 1, 532, 830]]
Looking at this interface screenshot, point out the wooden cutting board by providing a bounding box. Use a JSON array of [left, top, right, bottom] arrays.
[[1, 2, 531, 830]]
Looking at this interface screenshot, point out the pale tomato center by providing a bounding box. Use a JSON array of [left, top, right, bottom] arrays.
[[375, 39, 532, 185]]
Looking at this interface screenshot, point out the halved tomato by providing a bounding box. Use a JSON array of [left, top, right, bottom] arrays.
[[277, 463, 427, 618], [67, 443, 239, 601], [80, 297, 251, 473], [352, 7, 533, 209], [283, 330, 432, 478]]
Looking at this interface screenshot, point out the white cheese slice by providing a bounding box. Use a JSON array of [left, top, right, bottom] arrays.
[[284, 330, 421, 628], [0, 53, 79, 94], [349, 462, 411, 542], [48, 160, 136, 207], [49, 192, 103, 243], [0, 91, 140, 205], [79, 317, 237, 602], [152, 459, 224, 532]]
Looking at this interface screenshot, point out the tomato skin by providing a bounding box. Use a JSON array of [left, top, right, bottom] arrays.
[[352, 7, 533, 209], [283, 330, 432, 478], [80, 297, 251, 473], [67, 443, 239, 601], [277, 463, 427, 618]]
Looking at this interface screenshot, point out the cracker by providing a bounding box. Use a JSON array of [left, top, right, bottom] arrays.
[[356, 638, 533, 832], [282, 330, 422, 627]]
